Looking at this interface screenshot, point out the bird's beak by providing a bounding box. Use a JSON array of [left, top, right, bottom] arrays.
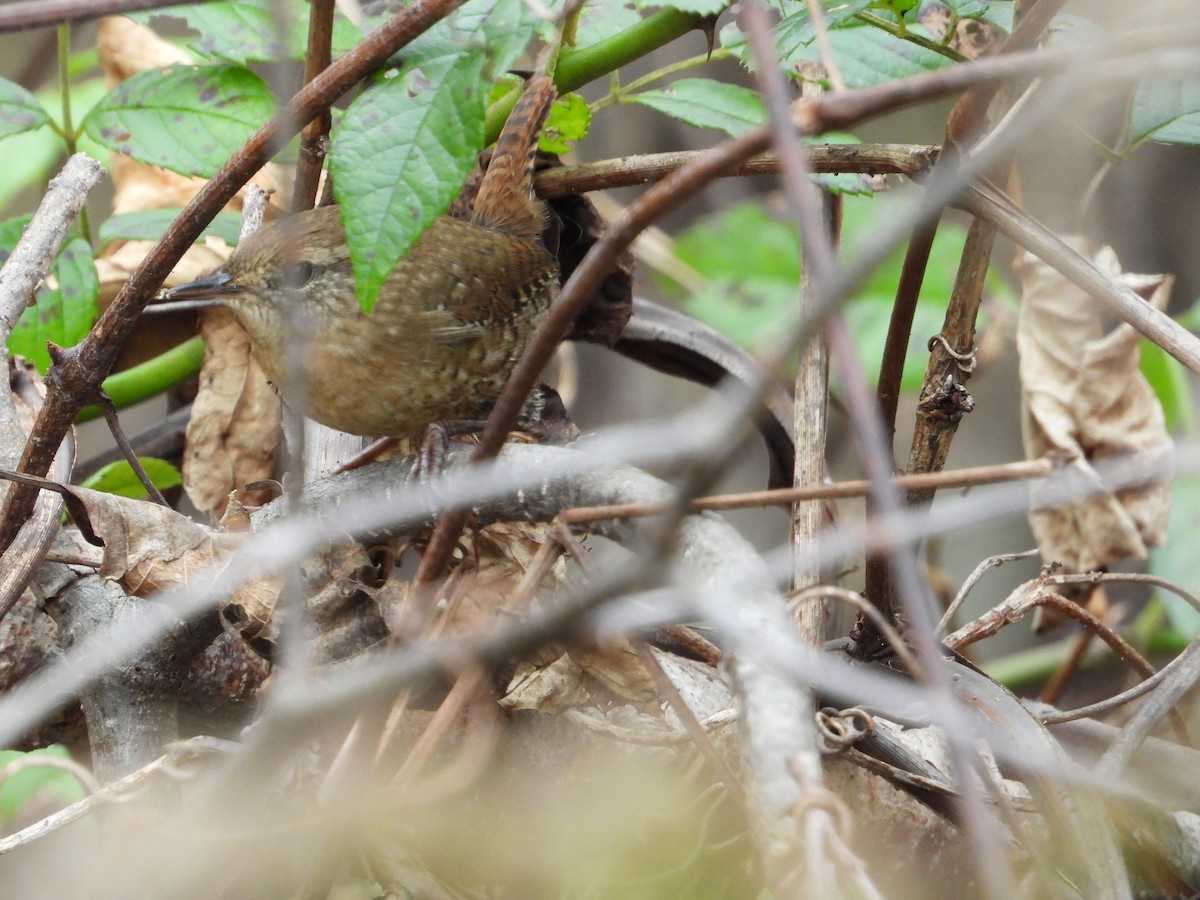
[[163, 270, 239, 300]]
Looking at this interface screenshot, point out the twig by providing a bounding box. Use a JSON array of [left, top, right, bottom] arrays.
[[1043, 572, 1200, 618], [0, 368, 75, 622], [558, 456, 1058, 524], [789, 586, 923, 679], [0, 0, 221, 32], [531, 145, 941, 198], [291, 0, 336, 212], [947, 584, 1158, 684], [876, 217, 940, 446], [1038, 639, 1200, 724], [937, 548, 1039, 634], [904, 215, 997, 506], [803, 0, 847, 92], [0, 737, 233, 856], [632, 638, 745, 804], [1094, 639, 1200, 780], [94, 390, 167, 506]]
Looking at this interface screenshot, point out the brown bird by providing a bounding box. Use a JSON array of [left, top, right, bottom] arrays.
[[169, 75, 560, 438]]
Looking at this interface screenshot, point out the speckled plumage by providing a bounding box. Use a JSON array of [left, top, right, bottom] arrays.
[[180, 76, 559, 438]]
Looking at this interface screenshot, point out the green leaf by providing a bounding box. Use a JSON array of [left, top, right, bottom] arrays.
[[0, 77, 51, 140], [0, 78, 108, 211], [631, 0, 727, 13], [9, 237, 99, 373], [333, 56, 486, 313], [978, 0, 1013, 31], [632, 78, 765, 136], [805, 22, 954, 87], [1140, 340, 1193, 434], [80, 458, 183, 499], [0, 214, 32, 259], [99, 208, 244, 249], [1150, 476, 1200, 638], [721, 1, 871, 61], [132, 0, 361, 65], [82, 63, 277, 178], [870, 0, 918, 15], [0, 747, 88, 823], [1129, 78, 1200, 149], [575, 3, 643, 47], [668, 196, 1013, 389], [541, 93, 591, 153], [942, 0, 990, 16], [333, 0, 539, 312]]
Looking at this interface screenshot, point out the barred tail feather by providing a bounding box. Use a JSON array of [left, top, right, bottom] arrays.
[[470, 75, 557, 239]]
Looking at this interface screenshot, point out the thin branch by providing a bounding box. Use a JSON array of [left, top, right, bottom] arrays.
[[876, 216, 940, 445], [903, 214, 996, 505], [0, 368, 75, 623], [291, 0, 336, 212], [789, 586, 923, 679], [740, 6, 841, 887], [1038, 639, 1200, 724], [531, 144, 941, 198], [0, 0, 221, 33], [0, 737, 234, 856], [95, 391, 168, 506], [937, 549, 1040, 634], [558, 456, 1058, 524], [1094, 639, 1200, 780]]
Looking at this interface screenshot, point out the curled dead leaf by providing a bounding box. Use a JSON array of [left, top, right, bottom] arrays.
[[184, 307, 280, 519], [1016, 241, 1173, 574], [61, 485, 214, 594]]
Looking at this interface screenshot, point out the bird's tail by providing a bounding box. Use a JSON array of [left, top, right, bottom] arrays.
[[470, 74, 558, 240]]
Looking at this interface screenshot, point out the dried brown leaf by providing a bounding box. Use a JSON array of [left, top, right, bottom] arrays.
[[569, 638, 656, 702], [62, 485, 214, 594], [1017, 242, 1173, 572], [183, 308, 280, 519]]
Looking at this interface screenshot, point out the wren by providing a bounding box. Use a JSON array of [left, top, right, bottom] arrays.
[[169, 76, 560, 438]]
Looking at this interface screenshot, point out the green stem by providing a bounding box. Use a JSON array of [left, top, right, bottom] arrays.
[[58, 25, 74, 144], [854, 11, 970, 63], [592, 49, 733, 113], [483, 7, 708, 143], [76, 336, 206, 423], [58, 23, 91, 241]]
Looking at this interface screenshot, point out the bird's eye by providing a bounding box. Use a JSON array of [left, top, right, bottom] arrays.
[[270, 261, 317, 290]]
